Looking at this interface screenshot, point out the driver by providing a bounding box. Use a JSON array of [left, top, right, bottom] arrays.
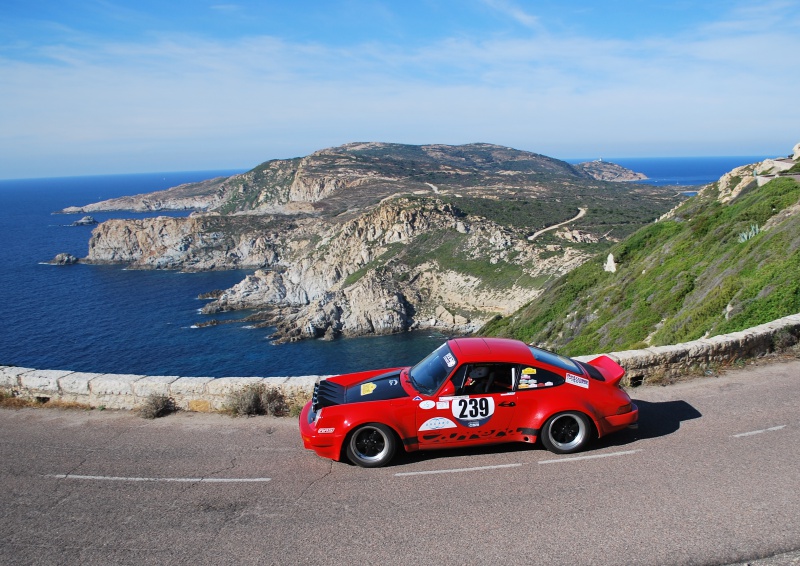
[[463, 366, 489, 394]]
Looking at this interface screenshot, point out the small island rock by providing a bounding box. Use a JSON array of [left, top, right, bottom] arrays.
[[71, 216, 98, 226], [51, 253, 79, 265]]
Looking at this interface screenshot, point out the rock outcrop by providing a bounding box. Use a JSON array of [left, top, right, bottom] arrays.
[[50, 253, 79, 265], [70, 216, 97, 226], [87, 215, 282, 270]]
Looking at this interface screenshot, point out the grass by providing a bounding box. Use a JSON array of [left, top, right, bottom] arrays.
[[0, 389, 92, 410], [482, 177, 800, 355]]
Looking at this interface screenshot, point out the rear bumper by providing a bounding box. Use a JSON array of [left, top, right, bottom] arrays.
[[601, 403, 639, 433]]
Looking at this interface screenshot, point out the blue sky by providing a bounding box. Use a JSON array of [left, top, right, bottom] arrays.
[[0, 0, 798, 179]]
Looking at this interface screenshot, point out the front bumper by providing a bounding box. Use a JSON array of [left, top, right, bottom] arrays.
[[299, 402, 345, 461]]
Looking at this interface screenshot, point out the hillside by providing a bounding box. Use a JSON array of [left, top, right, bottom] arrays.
[[65, 142, 684, 342], [482, 143, 800, 355]]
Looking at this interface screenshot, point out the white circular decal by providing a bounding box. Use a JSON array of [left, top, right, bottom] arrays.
[[419, 400, 436, 410]]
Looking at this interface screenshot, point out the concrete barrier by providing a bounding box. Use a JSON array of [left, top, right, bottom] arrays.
[[3, 313, 800, 411]]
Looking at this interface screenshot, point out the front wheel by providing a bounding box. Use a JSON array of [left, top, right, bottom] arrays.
[[345, 423, 396, 468], [541, 412, 592, 454]]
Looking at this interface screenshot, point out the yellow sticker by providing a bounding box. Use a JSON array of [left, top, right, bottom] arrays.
[[360, 383, 377, 396], [522, 367, 537, 375]]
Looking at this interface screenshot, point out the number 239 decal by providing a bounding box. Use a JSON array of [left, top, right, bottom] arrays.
[[451, 396, 495, 427]]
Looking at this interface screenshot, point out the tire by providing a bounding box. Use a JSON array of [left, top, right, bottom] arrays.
[[541, 411, 592, 454], [345, 423, 397, 468]]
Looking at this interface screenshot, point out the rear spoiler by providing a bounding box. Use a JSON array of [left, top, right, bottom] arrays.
[[585, 355, 625, 387]]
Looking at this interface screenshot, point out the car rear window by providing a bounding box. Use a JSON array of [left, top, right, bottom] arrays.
[[528, 346, 582, 374]]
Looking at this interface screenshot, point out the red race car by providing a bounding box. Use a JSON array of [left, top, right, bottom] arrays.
[[299, 337, 638, 467]]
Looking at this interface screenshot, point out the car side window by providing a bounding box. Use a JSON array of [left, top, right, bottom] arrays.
[[452, 363, 516, 395], [516, 365, 564, 390]]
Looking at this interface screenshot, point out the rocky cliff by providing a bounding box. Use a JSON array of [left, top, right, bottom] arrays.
[[77, 142, 682, 342]]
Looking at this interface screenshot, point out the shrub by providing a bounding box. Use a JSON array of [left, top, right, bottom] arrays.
[[260, 387, 289, 417], [737, 223, 760, 243], [137, 394, 176, 419], [225, 383, 290, 417]]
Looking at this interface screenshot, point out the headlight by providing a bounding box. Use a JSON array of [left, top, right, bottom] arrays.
[[314, 408, 323, 425]]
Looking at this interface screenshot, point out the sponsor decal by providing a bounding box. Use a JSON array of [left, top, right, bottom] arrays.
[[443, 353, 456, 367], [419, 400, 436, 410], [439, 396, 454, 402], [545, 381, 553, 387], [389, 379, 399, 386], [566, 374, 589, 389], [361, 382, 377, 396], [413, 396, 423, 401], [451, 396, 495, 427], [436, 401, 450, 409], [318, 428, 335, 434], [518, 383, 531, 389], [419, 417, 457, 431], [522, 367, 537, 375]]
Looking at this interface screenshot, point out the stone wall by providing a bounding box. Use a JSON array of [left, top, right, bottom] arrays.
[[573, 313, 800, 386], [0, 368, 322, 412], [2, 313, 799, 411]]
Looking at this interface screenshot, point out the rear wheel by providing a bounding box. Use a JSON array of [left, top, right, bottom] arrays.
[[541, 412, 591, 454], [345, 423, 396, 468]]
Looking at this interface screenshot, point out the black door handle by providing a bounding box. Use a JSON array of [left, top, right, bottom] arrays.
[[499, 402, 516, 407]]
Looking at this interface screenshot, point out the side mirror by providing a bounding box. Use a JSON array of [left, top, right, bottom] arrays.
[[439, 381, 455, 396]]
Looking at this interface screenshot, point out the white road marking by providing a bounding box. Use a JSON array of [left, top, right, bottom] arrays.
[[733, 425, 786, 438], [395, 463, 522, 477], [538, 449, 642, 464], [46, 474, 271, 483]]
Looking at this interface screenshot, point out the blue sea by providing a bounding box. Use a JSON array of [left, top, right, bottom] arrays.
[[0, 156, 769, 378]]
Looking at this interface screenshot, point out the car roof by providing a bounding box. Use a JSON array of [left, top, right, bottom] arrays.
[[447, 337, 534, 365]]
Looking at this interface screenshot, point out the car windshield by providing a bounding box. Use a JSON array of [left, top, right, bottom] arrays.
[[409, 343, 458, 395], [529, 346, 582, 373]]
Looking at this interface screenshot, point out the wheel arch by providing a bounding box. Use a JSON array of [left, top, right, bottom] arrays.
[[529, 403, 601, 440], [338, 418, 404, 462]]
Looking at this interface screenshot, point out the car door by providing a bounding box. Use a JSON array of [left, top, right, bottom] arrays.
[[415, 362, 518, 447]]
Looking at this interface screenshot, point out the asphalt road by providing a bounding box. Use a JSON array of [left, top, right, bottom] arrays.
[[1, 359, 799, 566]]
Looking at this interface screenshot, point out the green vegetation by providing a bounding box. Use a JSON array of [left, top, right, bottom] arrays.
[[218, 158, 301, 214], [441, 196, 579, 235], [400, 229, 529, 290], [483, 177, 800, 355]]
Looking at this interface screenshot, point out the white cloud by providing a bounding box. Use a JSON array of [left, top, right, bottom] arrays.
[[0, 1, 798, 177], [479, 0, 542, 30]]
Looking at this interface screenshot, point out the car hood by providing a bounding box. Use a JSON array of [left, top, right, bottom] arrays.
[[314, 368, 410, 410]]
